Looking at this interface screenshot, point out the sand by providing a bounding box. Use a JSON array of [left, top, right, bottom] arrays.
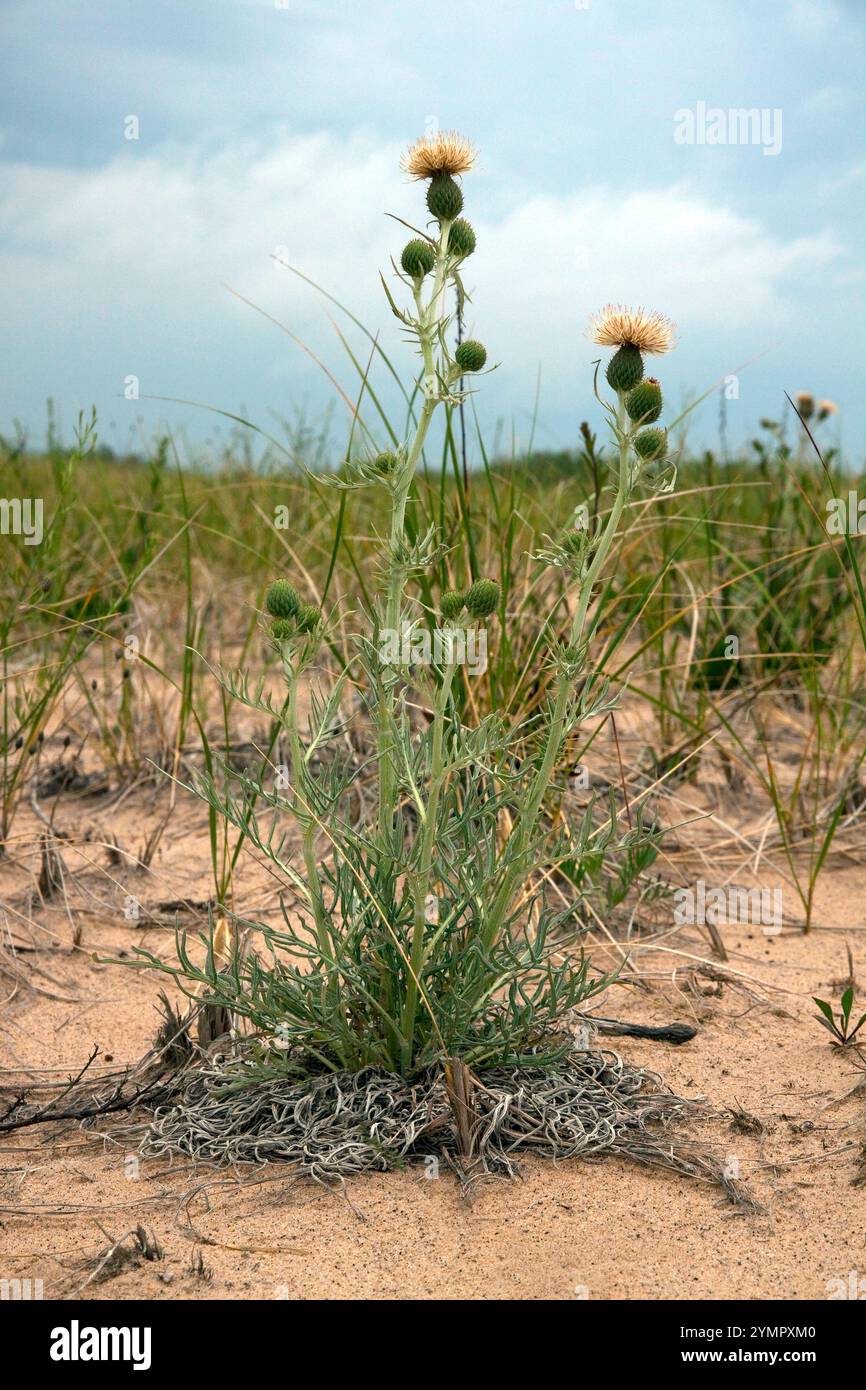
[[1, 761, 865, 1302]]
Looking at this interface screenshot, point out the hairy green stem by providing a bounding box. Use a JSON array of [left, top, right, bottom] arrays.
[[285, 655, 331, 964], [400, 656, 458, 1068], [482, 399, 633, 948], [377, 223, 453, 845]]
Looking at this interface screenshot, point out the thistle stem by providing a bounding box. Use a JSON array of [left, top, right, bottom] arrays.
[[285, 656, 331, 964], [377, 224, 453, 846], [400, 656, 458, 1068], [483, 398, 632, 948]]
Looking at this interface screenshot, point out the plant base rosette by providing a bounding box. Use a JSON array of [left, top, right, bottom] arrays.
[[138, 1048, 757, 1204]]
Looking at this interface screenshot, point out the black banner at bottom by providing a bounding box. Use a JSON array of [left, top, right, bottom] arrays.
[[0, 1295, 856, 1375]]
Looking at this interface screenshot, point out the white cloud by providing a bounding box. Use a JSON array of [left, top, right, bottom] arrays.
[[819, 159, 866, 197], [785, 0, 842, 36], [1, 132, 843, 316], [476, 186, 840, 342], [0, 130, 852, 441], [0, 132, 408, 315], [800, 84, 857, 116]]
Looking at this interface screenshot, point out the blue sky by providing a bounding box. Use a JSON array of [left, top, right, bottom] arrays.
[[1, 0, 863, 463]]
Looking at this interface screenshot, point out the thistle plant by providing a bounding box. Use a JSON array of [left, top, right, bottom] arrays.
[[133, 140, 681, 1105]]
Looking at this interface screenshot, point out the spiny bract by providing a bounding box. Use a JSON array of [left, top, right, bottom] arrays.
[[447, 218, 476, 259], [455, 340, 487, 373], [606, 345, 644, 393], [427, 174, 464, 222], [401, 239, 436, 279], [633, 427, 667, 461], [625, 378, 663, 424], [465, 578, 500, 619], [266, 580, 301, 620], [440, 589, 466, 622]]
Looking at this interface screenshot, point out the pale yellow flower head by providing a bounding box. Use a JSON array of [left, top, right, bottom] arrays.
[[817, 398, 838, 421], [795, 390, 815, 420], [401, 131, 477, 181], [590, 305, 676, 357]]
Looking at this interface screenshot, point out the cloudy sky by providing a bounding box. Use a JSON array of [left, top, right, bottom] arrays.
[[1, 0, 863, 463]]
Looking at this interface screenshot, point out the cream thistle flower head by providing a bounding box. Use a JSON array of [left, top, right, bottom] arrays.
[[817, 398, 838, 421], [401, 130, 477, 181], [590, 305, 676, 357]]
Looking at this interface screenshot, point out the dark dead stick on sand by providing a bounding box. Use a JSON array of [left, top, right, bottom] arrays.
[[584, 1016, 698, 1044]]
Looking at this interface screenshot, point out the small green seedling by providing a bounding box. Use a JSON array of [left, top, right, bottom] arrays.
[[813, 989, 866, 1047]]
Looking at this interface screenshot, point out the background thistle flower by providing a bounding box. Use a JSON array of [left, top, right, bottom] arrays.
[[401, 131, 476, 181], [447, 218, 476, 259], [266, 579, 301, 619], [795, 390, 815, 421], [633, 427, 667, 461], [625, 377, 663, 423], [427, 174, 464, 221], [400, 239, 435, 279], [455, 340, 487, 373], [465, 577, 499, 619], [440, 589, 466, 622]]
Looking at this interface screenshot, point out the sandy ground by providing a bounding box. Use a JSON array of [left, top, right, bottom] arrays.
[[1, 762, 865, 1302]]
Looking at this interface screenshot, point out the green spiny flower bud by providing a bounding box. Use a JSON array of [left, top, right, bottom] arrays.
[[266, 579, 301, 619], [633, 428, 667, 462], [606, 344, 644, 392], [625, 377, 662, 424], [465, 578, 499, 619], [455, 340, 487, 373], [427, 174, 463, 222], [272, 618, 295, 641], [295, 603, 322, 635], [560, 529, 586, 556], [440, 589, 466, 622], [447, 218, 476, 259], [400, 239, 435, 279], [373, 449, 401, 476]]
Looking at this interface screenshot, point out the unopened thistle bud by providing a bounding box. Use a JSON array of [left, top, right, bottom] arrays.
[[606, 345, 644, 392], [427, 174, 463, 222], [625, 377, 662, 424], [465, 578, 499, 619], [440, 589, 466, 622], [400, 239, 435, 279], [295, 603, 322, 635], [272, 618, 295, 641], [266, 579, 301, 619], [455, 340, 487, 373], [373, 449, 401, 476], [447, 218, 476, 259], [633, 428, 667, 462], [560, 529, 586, 556]]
